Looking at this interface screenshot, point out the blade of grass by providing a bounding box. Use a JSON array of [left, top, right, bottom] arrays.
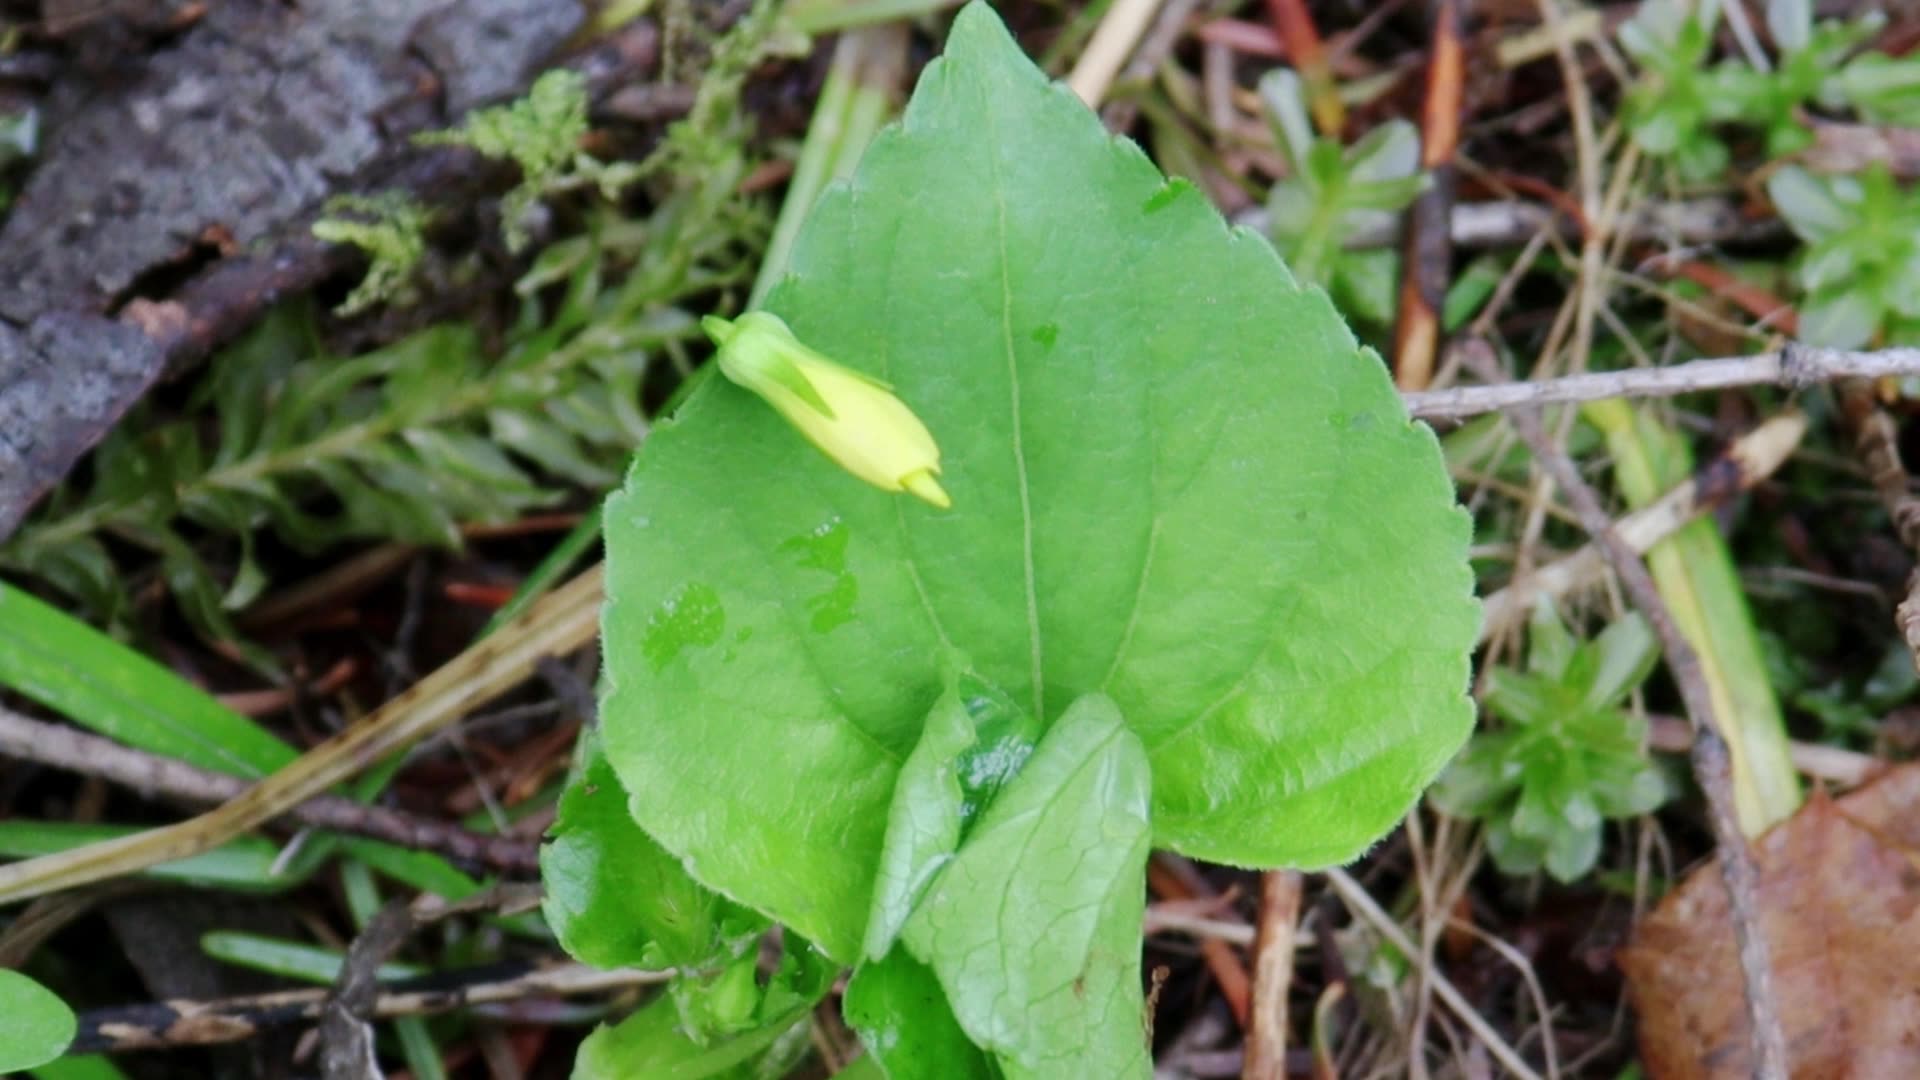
[[201, 930, 426, 985], [0, 823, 291, 892], [1584, 399, 1801, 833], [0, 581, 532, 903], [0, 582, 294, 777], [750, 21, 908, 307], [0, 564, 602, 903]]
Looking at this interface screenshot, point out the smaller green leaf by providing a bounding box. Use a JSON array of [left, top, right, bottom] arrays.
[[1441, 256, 1504, 331], [844, 948, 996, 1080], [1484, 669, 1559, 729], [1767, 0, 1812, 52], [0, 971, 75, 1073], [899, 693, 1152, 1078], [862, 684, 973, 961], [1543, 816, 1603, 883], [1347, 122, 1419, 183], [1525, 597, 1577, 680], [490, 410, 618, 488], [1799, 290, 1883, 349], [1584, 613, 1657, 712], [1332, 250, 1400, 327], [1768, 166, 1853, 240], [1832, 52, 1920, 124], [543, 730, 749, 971], [201, 930, 425, 985], [1257, 69, 1313, 172], [1426, 741, 1519, 818], [573, 994, 806, 1080], [1484, 816, 1545, 875], [1627, 105, 1684, 156]]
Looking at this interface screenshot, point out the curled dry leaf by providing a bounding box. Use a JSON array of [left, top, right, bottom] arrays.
[[1621, 762, 1920, 1078]]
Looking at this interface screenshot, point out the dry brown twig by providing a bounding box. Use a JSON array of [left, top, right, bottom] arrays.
[[1149, 853, 1253, 1027], [1402, 343, 1920, 420], [73, 958, 670, 1053], [1241, 870, 1303, 1080], [1839, 383, 1920, 672], [1503, 406, 1788, 1080], [0, 704, 539, 875], [320, 884, 542, 1078], [1322, 867, 1543, 1080], [1066, 0, 1166, 106]]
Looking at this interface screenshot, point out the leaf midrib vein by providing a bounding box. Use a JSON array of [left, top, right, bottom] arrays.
[[983, 103, 1046, 724]]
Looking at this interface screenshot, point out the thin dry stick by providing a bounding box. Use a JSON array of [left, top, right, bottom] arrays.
[[1264, 0, 1345, 135], [1402, 343, 1920, 419], [322, 884, 541, 1079], [1646, 715, 1880, 788], [1356, 195, 1779, 250], [1066, 0, 1166, 106], [1505, 406, 1787, 1080], [0, 705, 538, 875], [1242, 870, 1303, 1080], [0, 563, 604, 905], [1840, 385, 1920, 669], [1149, 853, 1253, 1026], [1098, 0, 1203, 132], [1322, 868, 1543, 1080], [1144, 906, 1258, 947], [74, 958, 670, 1052]]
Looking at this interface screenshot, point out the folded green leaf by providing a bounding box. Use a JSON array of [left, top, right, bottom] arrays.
[[896, 694, 1151, 1077]]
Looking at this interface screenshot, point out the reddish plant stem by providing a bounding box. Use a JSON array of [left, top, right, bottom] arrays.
[[1264, 0, 1345, 136], [1392, 0, 1467, 390], [1149, 853, 1253, 1026]]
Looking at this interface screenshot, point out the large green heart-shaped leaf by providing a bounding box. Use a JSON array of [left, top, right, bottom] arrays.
[[600, 1, 1475, 963]]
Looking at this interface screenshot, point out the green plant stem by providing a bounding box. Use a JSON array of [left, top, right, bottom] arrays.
[[1584, 399, 1800, 834], [782, 0, 962, 34], [751, 23, 907, 308]]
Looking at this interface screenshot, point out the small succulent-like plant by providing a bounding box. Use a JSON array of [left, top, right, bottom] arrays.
[[1430, 599, 1668, 882], [1620, 0, 1733, 182], [1622, 0, 1920, 177], [1259, 69, 1426, 327], [1768, 163, 1920, 348]]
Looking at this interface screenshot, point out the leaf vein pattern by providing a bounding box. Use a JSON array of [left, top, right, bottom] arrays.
[[981, 97, 1045, 722]]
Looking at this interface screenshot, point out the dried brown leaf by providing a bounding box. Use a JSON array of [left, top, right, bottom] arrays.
[[1622, 763, 1920, 1078]]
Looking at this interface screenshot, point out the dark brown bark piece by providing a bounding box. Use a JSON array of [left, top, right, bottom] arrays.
[[0, 0, 586, 539], [0, 313, 165, 537], [0, 0, 583, 321]]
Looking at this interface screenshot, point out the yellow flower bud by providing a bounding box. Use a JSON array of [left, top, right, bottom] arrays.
[[702, 312, 951, 509]]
